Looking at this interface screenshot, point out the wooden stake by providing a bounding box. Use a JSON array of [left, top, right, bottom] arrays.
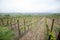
[[51, 18, 54, 32], [17, 20, 21, 36], [48, 18, 54, 40]]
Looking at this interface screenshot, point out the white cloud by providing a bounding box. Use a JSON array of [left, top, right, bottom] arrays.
[[0, 0, 60, 13]]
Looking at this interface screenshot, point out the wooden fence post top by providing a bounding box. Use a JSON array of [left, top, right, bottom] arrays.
[[51, 18, 54, 32], [17, 20, 19, 22], [52, 18, 54, 22]]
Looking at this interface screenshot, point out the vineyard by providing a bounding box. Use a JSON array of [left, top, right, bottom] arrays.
[[0, 14, 60, 40]]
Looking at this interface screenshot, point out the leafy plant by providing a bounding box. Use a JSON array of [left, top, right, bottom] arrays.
[[48, 31, 56, 40], [0, 26, 15, 40], [45, 18, 56, 40]]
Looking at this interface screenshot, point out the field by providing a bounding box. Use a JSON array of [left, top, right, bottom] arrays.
[[0, 13, 60, 40]]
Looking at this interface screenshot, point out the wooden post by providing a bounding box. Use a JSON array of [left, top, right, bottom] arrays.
[[14, 17, 16, 28], [10, 18, 13, 30], [48, 35, 51, 40], [51, 18, 54, 32], [7, 19, 9, 25], [24, 18, 26, 33], [48, 18, 54, 40], [10, 23, 13, 30], [14, 17, 16, 23], [31, 23, 32, 32], [57, 32, 60, 40], [26, 25, 29, 32], [1, 19, 4, 25], [17, 20, 21, 36], [28, 25, 29, 30], [12, 20, 21, 40]]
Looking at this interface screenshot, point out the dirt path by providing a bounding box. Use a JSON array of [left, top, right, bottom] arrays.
[[18, 17, 60, 40], [19, 17, 46, 40]]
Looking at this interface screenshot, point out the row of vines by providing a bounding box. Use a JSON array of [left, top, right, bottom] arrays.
[[0, 14, 42, 40], [46, 16, 60, 40]]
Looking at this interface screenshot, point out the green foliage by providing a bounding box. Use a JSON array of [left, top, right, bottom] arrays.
[[4, 14, 10, 19], [55, 27, 60, 32], [45, 18, 56, 40], [0, 26, 15, 40], [48, 32, 56, 40]]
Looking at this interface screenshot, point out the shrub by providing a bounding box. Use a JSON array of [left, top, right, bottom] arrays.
[[0, 26, 15, 40]]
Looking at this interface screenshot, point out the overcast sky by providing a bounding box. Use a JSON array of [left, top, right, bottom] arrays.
[[0, 0, 60, 13]]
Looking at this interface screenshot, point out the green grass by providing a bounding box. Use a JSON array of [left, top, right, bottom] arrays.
[[0, 26, 15, 40]]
